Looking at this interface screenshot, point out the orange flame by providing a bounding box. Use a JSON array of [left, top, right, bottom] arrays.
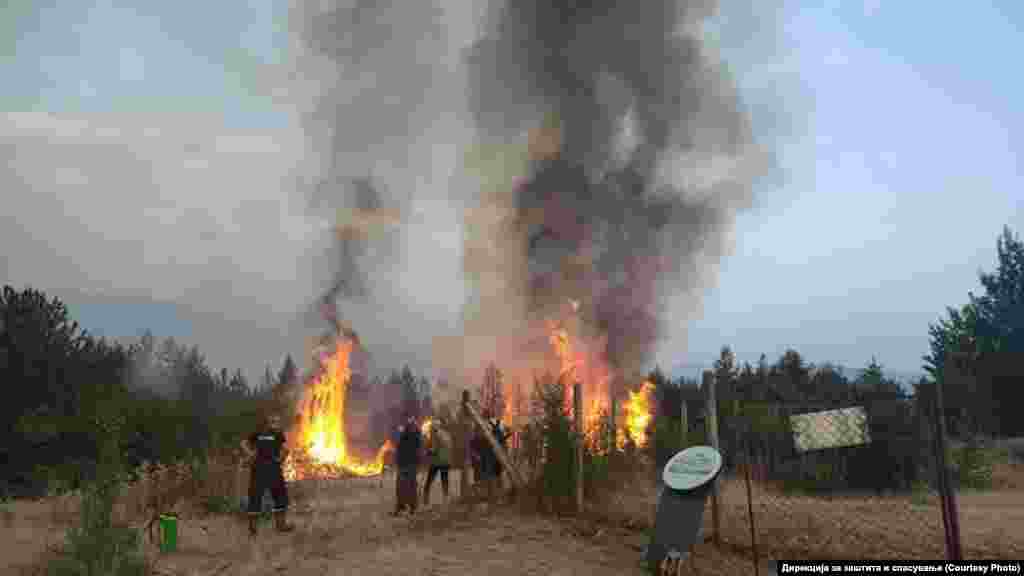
[[617, 381, 655, 450], [548, 321, 577, 413], [285, 339, 392, 480], [546, 312, 614, 439]]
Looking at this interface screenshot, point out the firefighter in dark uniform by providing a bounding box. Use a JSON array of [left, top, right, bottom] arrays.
[[241, 413, 295, 535]]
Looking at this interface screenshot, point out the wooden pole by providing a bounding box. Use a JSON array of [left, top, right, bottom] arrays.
[[462, 390, 527, 489], [574, 381, 584, 513], [703, 370, 721, 547], [744, 426, 760, 576], [931, 391, 953, 559], [680, 397, 688, 449], [609, 395, 617, 451], [460, 408, 469, 499], [937, 355, 963, 561]]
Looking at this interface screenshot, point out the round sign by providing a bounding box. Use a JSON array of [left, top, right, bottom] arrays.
[[663, 446, 722, 492]]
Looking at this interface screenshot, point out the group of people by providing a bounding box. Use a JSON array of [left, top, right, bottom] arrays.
[[240, 409, 511, 536], [391, 409, 510, 516]]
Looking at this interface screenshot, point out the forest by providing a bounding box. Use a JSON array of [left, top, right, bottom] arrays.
[[2, 226, 1022, 499]]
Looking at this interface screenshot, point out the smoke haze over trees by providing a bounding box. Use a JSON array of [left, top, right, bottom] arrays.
[[4, 225, 1020, 498]]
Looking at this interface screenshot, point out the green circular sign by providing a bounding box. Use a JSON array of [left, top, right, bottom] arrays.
[[663, 446, 722, 492]]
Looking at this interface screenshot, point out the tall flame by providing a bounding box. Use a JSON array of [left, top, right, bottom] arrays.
[[546, 312, 614, 441], [285, 338, 393, 480], [617, 380, 655, 450], [548, 321, 577, 413]]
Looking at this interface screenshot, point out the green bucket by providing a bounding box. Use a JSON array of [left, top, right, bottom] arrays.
[[158, 514, 178, 553]]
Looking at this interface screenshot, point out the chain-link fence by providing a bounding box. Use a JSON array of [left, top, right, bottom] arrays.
[[710, 395, 949, 561], [689, 388, 1024, 564]]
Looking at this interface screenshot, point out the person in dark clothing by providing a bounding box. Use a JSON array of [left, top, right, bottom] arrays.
[[241, 413, 294, 535], [470, 429, 489, 484], [470, 428, 486, 487], [489, 416, 508, 480], [473, 410, 501, 502], [392, 414, 422, 516]]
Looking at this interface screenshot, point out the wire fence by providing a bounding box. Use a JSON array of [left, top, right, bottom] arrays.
[[692, 389, 1024, 564]]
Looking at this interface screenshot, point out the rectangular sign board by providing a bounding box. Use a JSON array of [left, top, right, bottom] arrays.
[[789, 406, 870, 452]]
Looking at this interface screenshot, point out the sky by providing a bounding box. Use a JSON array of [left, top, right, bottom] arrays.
[[1, 1, 1021, 385]]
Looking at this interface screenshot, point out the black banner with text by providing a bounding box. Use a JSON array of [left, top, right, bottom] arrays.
[[777, 560, 1022, 574]]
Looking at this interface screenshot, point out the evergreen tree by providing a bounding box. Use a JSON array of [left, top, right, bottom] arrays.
[[481, 362, 505, 417]]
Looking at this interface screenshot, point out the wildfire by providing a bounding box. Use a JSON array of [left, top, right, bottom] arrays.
[[546, 309, 616, 442], [618, 380, 655, 450], [284, 338, 393, 480], [548, 322, 577, 413]]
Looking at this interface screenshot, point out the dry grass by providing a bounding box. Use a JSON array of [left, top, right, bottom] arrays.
[[991, 460, 1024, 490], [600, 461, 1024, 565], [3, 457, 1023, 575], [3, 468, 644, 576]]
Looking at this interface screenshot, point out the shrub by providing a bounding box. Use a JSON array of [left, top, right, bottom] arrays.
[[202, 494, 234, 515], [47, 410, 149, 576], [1, 492, 12, 528], [522, 374, 644, 514], [527, 375, 577, 514], [910, 479, 932, 506], [952, 438, 995, 491]]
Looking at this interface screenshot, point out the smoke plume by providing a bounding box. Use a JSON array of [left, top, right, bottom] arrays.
[[286, 0, 474, 383], [286, 0, 773, 407], [460, 0, 771, 389]]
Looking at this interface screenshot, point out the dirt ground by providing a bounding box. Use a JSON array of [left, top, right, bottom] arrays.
[[3, 472, 658, 576], [4, 465, 1023, 576]]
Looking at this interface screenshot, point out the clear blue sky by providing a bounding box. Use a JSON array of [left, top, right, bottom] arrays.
[[2, 1, 1021, 380], [682, 1, 1023, 376]]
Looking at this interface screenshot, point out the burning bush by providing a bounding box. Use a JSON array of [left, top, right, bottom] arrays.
[[284, 337, 393, 481]]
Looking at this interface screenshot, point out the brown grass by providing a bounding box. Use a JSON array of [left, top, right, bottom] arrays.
[[599, 461, 1024, 565], [3, 457, 1023, 575]]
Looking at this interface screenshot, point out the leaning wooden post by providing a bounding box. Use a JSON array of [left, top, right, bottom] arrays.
[[462, 389, 527, 489], [459, 393, 470, 500], [703, 370, 722, 547], [574, 381, 584, 513]]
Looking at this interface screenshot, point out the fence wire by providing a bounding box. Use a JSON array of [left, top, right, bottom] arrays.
[[706, 397, 951, 562]]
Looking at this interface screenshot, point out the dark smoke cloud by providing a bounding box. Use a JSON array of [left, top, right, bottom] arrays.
[[286, 0, 470, 383], [282, 0, 775, 400], [318, 176, 384, 305], [465, 0, 770, 379]]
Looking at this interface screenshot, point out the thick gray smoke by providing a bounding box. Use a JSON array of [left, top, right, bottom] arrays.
[[285, 0, 773, 407], [463, 0, 771, 383], [286, 0, 473, 383]]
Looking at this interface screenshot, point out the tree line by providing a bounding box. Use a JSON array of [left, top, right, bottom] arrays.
[[2, 226, 1019, 497], [0, 285, 435, 498], [645, 225, 1024, 492]]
